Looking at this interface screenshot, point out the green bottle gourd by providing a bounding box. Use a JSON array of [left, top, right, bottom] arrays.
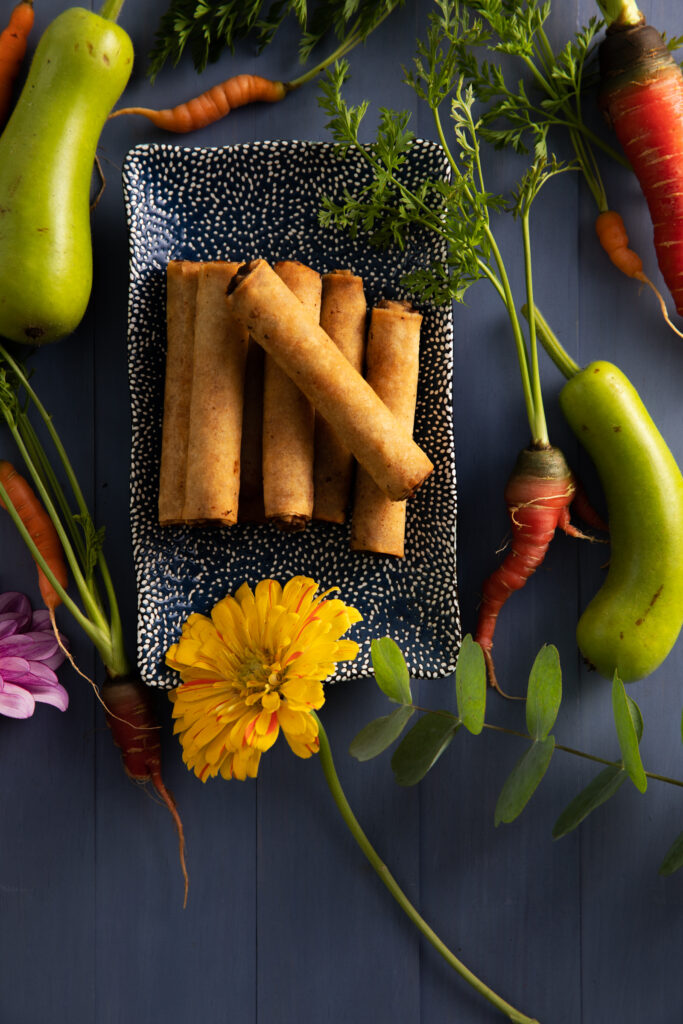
[[0, 5, 133, 345], [560, 361, 683, 681]]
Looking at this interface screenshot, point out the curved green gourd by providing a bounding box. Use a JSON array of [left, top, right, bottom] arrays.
[[0, 7, 133, 344], [560, 361, 683, 681]]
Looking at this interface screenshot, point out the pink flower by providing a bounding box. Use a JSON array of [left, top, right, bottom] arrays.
[[0, 592, 68, 718]]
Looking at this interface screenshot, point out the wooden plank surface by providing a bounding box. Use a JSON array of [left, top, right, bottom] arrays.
[[1, 1, 682, 1022]]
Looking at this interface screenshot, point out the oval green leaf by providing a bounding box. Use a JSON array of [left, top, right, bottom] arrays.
[[455, 634, 486, 735], [659, 829, 683, 876], [494, 736, 555, 826], [612, 672, 647, 794], [626, 693, 644, 743], [525, 644, 562, 741], [349, 706, 415, 762], [391, 711, 458, 787], [552, 765, 626, 839], [371, 636, 412, 704]]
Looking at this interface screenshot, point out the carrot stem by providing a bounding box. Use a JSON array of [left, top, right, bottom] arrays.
[[431, 105, 542, 444], [289, 7, 396, 91], [314, 714, 540, 1024], [596, 0, 644, 28], [521, 211, 549, 446]]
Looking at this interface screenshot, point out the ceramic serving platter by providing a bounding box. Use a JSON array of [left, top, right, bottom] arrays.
[[122, 139, 460, 688]]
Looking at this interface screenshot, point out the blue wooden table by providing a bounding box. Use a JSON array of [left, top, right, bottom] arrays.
[[1, 2, 682, 1022]]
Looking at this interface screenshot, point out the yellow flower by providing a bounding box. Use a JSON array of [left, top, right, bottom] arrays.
[[166, 577, 362, 781]]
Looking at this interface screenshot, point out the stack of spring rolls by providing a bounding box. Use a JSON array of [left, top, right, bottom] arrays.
[[158, 257, 432, 557]]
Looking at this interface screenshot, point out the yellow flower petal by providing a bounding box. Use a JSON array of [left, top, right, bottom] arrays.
[[166, 577, 361, 780]]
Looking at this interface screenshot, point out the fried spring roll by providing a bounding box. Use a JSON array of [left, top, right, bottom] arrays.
[[262, 260, 322, 531], [238, 339, 266, 522], [182, 261, 249, 525], [350, 300, 423, 556], [159, 260, 200, 525], [313, 270, 367, 523], [226, 260, 433, 501]]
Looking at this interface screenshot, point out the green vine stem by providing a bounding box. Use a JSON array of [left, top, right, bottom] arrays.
[[404, 702, 683, 790], [99, 0, 125, 22], [314, 713, 541, 1024]]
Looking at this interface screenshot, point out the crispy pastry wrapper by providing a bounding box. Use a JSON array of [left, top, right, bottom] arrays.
[[238, 338, 266, 522], [226, 260, 433, 501], [158, 260, 200, 525], [350, 300, 422, 556], [182, 261, 248, 525], [313, 270, 367, 524], [262, 260, 321, 531]]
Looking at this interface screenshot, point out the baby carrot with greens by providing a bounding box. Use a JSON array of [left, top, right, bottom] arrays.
[[596, 0, 683, 315], [114, 0, 401, 132], [0, 345, 188, 905], [457, 0, 682, 334]]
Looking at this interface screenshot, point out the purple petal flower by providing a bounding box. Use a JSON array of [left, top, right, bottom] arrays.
[[0, 591, 69, 719], [0, 680, 36, 718]]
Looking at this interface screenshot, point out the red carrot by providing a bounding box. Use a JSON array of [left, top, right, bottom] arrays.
[[475, 447, 602, 693], [103, 673, 189, 907], [0, 459, 67, 610], [598, 12, 683, 316], [110, 73, 289, 133], [0, 0, 34, 127]]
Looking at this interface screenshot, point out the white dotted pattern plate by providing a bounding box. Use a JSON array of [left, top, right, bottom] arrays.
[[122, 140, 460, 687]]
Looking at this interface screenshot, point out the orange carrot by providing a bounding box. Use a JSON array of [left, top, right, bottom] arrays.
[[0, 459, 67, 610], [104, 673, 189, 907], [110, 73, 289, 133], [474, 447, 601, 693], [595, 210, 643, 279], [0, 0, 34, 127], [595, 210, 683, 338]]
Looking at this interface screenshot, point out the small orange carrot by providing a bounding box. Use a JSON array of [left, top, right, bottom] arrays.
[[595, 210, 683, 339], [595, 210, 643, 278], [0, 0, 34, 127], [0, 459, 67, 610], [110, 73, 290, 133]]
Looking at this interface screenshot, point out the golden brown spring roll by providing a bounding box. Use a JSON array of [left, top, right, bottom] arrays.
[[182, 261, 249, 525], [226, 260, 433, 501], [238, 339, 266, 522], [313, 270, 367, 524], [159, 260, 200, 525], [262, 260, 322, 531], [350, 300, 423, 556]]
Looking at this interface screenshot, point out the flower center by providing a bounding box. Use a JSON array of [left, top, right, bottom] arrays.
[[239, 651, 284, 706]]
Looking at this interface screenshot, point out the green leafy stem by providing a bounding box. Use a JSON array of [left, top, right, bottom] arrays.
[[0, 344, 129, 677], [352, 637, 683, 877], [315, 710, 541, 1023]]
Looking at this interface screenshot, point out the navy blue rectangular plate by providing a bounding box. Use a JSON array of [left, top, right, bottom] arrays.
[[122, 140, 460, 687]]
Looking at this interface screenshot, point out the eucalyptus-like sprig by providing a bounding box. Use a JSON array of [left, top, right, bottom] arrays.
[[354, 637, 683, 875], [148, 0, 403, 79]]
